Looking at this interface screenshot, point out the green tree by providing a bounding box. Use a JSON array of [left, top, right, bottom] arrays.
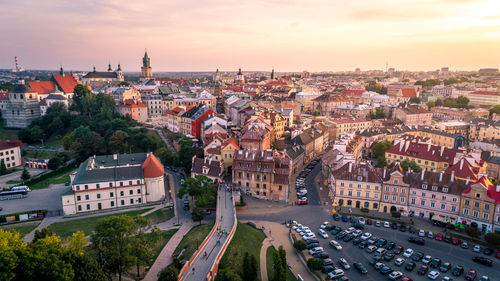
[[177, 137, 194, 173], [177, 175, 215, 207], [64, 251, 107, 281], [484, 232, 500, 247], [29, 125, 44, 143], [409, 97, 421, 104], [372, 140, 392, 168], [242, 252, 258, 281], [215, 268, 242, 281], [67, 231, 87, 256], [426, 101, 436, 110], [0, 159, 7, 176], [130, 216, 161, 278], [312, 110, 320, 116], [489, 105, 500, 116], [306, 258, 324, 271], [109, 130, 130, 154], [293, 240, 307, 251], [365, 81, 387, 94], [370, 107, 386, 119], [435, 98, 443, 107], [271, 248, 286, 281], [399, 159, 422, 172], [33, 228, 55, 243], [91, 215, 136, 281], [20, 167, 31, 181], [191, 207, 205, 224], [456, 96, 470, 108], [158, 266, 179, 281], [47, 156, 62, 170]]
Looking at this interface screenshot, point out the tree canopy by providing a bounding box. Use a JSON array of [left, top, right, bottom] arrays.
[[365, 81, 387, 94]]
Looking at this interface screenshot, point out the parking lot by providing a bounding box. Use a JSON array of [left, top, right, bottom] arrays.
[[293, 215, 499, 281], [295, 159, 322, 206]]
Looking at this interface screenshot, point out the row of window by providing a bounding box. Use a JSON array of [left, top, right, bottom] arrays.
[[383, 195, 406, 203], [464, 199, 490, 210], [386, 154, 449, 168], [411, 191, 457, 201], [76, 180, 141, 190], [0, 156, 16, 162], [0, 149, 15, 156], [338, 189, 379, 199], [409, 198, 457, 211], [462, 208, 489, 220], [338, 199, 378, 209], [77, 198, 142, 211], [339, 182, 380, 190], [76, 189, 141, 201], [384, 186, 407, 193]]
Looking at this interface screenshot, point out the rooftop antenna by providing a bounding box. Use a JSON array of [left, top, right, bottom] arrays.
[[12, 56, 24, 72], [385, 61, 388, 73]]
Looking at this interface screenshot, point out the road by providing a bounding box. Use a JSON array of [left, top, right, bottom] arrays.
[[300, 161, 322, 206], [180, 188, 236, 281]]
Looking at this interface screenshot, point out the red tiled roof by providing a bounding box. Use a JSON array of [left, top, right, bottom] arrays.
[[0, 140, 22, 150], [401, 88, 416, 97], [462, 176, 500, 204], [29, 81, 55, 95], [142, 152, 164, 178], [444, 158, 478, 181], [341, 89, 365, 96], [53, 74, 78, 93], [117, 99, 147, 108], [386, 142, 463, 164], [0, 92, 9, 100], [222, 137, 239, 150]]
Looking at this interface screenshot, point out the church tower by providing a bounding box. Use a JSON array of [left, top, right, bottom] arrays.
[[235, 68, 245, 84], [141, 50, 153, 80], [214, 68, 221, 82], [270, 68, 276, 80]]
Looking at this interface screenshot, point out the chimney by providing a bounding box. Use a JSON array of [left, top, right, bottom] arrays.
[[421, 170, 425, 181], [451, 170, 455, 182], [439, 172, 443, 182], [113, 154, 118, 161], [349, 162, 353, 173], [440, 146, 444, 157], [466, 176, 470, 185], [383, 167, 387, 179], [428, 143, 431, 152], [460, 158, 464, 170], [497, 185, 500, 192]]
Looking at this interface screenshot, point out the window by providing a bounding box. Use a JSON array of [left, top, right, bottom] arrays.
[[340, 182, 344, 187], [385, 186, 390, 192], [394, 180, 399, 184], [86, 204, 90, 210], [472, 210, 479, 218], [431, 194, 436, 199], [129, 190, 133, 195], [130, 199, 134, 204], [442, 196, 446, 200], [392, 187, 397, 193], [78, 205, 82, 211], [85, 195, 89, 200], [349, 183, 353, 188], [356, 192, 361, 197], [138, 198, 142, 203], [392, 195, 396, 202], [348, 191, 352, 196], [364, 202, 369, 208], [463, 208, 469, 215], [121, 200, 125, 205], [264, 175, 267, 180], [97, 194, 101, 199], [375, 186, 379, 191], [441, 204, 445, 210], [96, 184, 100, 189], [76, 186, 80, 190], [412, 190, 416, 195], [120, 191, 124, 196], [120, 182, 123, 186], [421, 200, 426, 206], [411, 198, 416, 204], [137, 189, 141, 194], [401, 189, 406, 194], [422, 184, 427, 190], [430, 202, 435, 208], [475, 193, 481, 198], [109, 183, 113, 187], [443, 188, 448, 193], [339, 190, 344, 195], [365, 192, 369, 198], [77, 195, 81, 201], [451, 206, 456, 212], [110, 192, 114, 197], [85, 185, 88, 190], [357, 184, 362, 189], [278, 185, 282, 191], [484, 204, 490, 211], [483, 213, 489, 220], [366, 185, 370, 190], [432, 186, 437, 191], [400, 197, 405, 203], [374, 193, 379, 199], [421, 192, 426, 197], [263, 184, 267, 189], [137, 180, 140, 185], [474, 202, 480, 208]]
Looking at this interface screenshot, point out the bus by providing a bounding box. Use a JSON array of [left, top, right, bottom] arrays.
[[0, 186, 29, 200]]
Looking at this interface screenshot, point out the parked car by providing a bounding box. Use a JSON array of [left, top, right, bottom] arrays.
[[419, 229, 426, 237], [358, 241, 368, 249], [405, 261, 416, 271], [297, 197, 308, 205], [361, 232, 372, 240], [323, 258, 334, 266], [388, 271, 403, 280], [352, 238, 362, 245], [394, 258, 405, 266], [345, 227, 355, 234], [384, 253, 396, 261], [313, 252, 329, 259], [483, 248, 493, 255], [408, 237, 425, 245], [478, 276, 490, 281], [339, 258, 350, 269], [399, 225, 407, 232], [461, 241, 469, 249], [308, 247, 324, 255], [422, 255, 432, 265], [451, 265, 464, 276], [375, 221, 382, 227], [349, 216, 356, 223], [472, 256, 492, 267], [329, 240, 342, 250], [411, 251, 424, 262], [417, 265, 429, 275], [439, 262, 451, 273], [375, 248, 387, 256], [342, 215, 348, 222], [320, 221, 329, 229], [333, 213, 340, 221], [327, 269, 345, 279], [385, 241, 396, 250], [473, 245, 481, 253], [394, 245, 404, 255], [443, 235, 452, 243], [435, 233, 444, 241], [376, 239, 387, 247], [451, 238, 461, 245], [427, 231, 434, 239], [370, 256, 382, 265], [384, 221, 391, 228], [429, 258, 442, 268], [354, 262, 368, 274], [306, 238, 319, 244], [318, 229, 328, 239], [465, 269, 477, 281], [427, 270, 440, 280], [322, 265, 335, 273], [366, 218, 373, 225], [307, 243, 320, 249], [403, 248, 414, 258], [380, 265, 394, 275], [366, 245, 377, 253], [391, 222, 398, 229]]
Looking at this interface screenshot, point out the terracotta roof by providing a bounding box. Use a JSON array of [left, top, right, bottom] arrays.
[[191, 157, 222, 178], [444, 158, 479, 181], [28, 81, 56, 95], [222, 137, 239, 150], [117, 99, 147, 108], [334, 162, 383, 183], [400, 88, 417, 97], [469, 91, 499, 96], [462, 176, 500, 204], [142, 152, 164, 178], [386, 141, 462, 164], [341, 89, 365, 96], [53, 74, 78, 93]]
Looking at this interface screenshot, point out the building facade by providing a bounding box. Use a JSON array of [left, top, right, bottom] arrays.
[[2, 83, 41, 128], [0, 140, 22, 169]]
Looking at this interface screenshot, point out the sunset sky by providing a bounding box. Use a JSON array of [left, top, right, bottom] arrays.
[[1, 0, 499, 72]]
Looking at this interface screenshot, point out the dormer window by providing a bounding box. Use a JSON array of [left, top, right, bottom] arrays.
[[422, 184, 427, 190], [442, 188, 448, 193], [475, 193, 481, 198], [357, 176, 363, 181], [432, 186, 438, 191]]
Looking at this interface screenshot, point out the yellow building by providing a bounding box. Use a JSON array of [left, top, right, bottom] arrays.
[[332, 117, 373, 136], [458, 177, 500, 233], [331, 162, 383, 211], [220, 137, 239, 174]]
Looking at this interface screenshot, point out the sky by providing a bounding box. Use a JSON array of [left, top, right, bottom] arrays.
[[0, 0, 499, 72]]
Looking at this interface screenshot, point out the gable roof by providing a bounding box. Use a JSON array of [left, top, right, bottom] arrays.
[[400, 88, 417, 97], [29, 81, 56, 95], [52, 74, 78, 93]]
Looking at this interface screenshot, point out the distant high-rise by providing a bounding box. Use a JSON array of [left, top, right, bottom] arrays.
[[141, 50, 153, 80]]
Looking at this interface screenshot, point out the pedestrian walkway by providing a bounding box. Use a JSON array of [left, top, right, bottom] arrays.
[[250, 220, 316, 281], [259, 238, 272, 281], [142, 222, 195, 281]]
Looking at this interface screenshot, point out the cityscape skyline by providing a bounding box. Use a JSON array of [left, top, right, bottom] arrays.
[[1, 0, 499, 72]]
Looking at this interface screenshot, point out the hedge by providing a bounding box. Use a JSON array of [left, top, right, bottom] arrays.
[[23, 161, 78, 187], [0, 209, 48, 224]]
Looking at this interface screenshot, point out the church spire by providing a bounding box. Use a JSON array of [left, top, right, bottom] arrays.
[[108, 63, 112, 72], [60, 65, 64, 76], [143, 49, 150, 67]]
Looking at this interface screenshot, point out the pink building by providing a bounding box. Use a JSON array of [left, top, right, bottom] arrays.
[[408, 170, 467, 224], [393, 105, 432, 126]]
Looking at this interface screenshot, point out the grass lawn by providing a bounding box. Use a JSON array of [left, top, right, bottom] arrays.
[[125, 228, 179, 280], [48, 208, 152, 240], [266, 246, 297, 281], [219, 222, 266, 279], [23, 149, 60, 159], [0, 119, 19, 140], [6, 179, 22, 185], [28, 169, 72, 190], [1, 220, 42, 237], [173, 222, 214, 261], [145, 207, 174, 224], [44, 135, 63, 147]]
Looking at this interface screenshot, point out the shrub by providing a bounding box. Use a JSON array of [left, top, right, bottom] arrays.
[[485, 232, 500, 247], [360, 208, 369, 213], [465, 227, 480, 238], [391, 211, 401, 218], [293, 240, 307, 251], [306, 258, 324, 271]]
